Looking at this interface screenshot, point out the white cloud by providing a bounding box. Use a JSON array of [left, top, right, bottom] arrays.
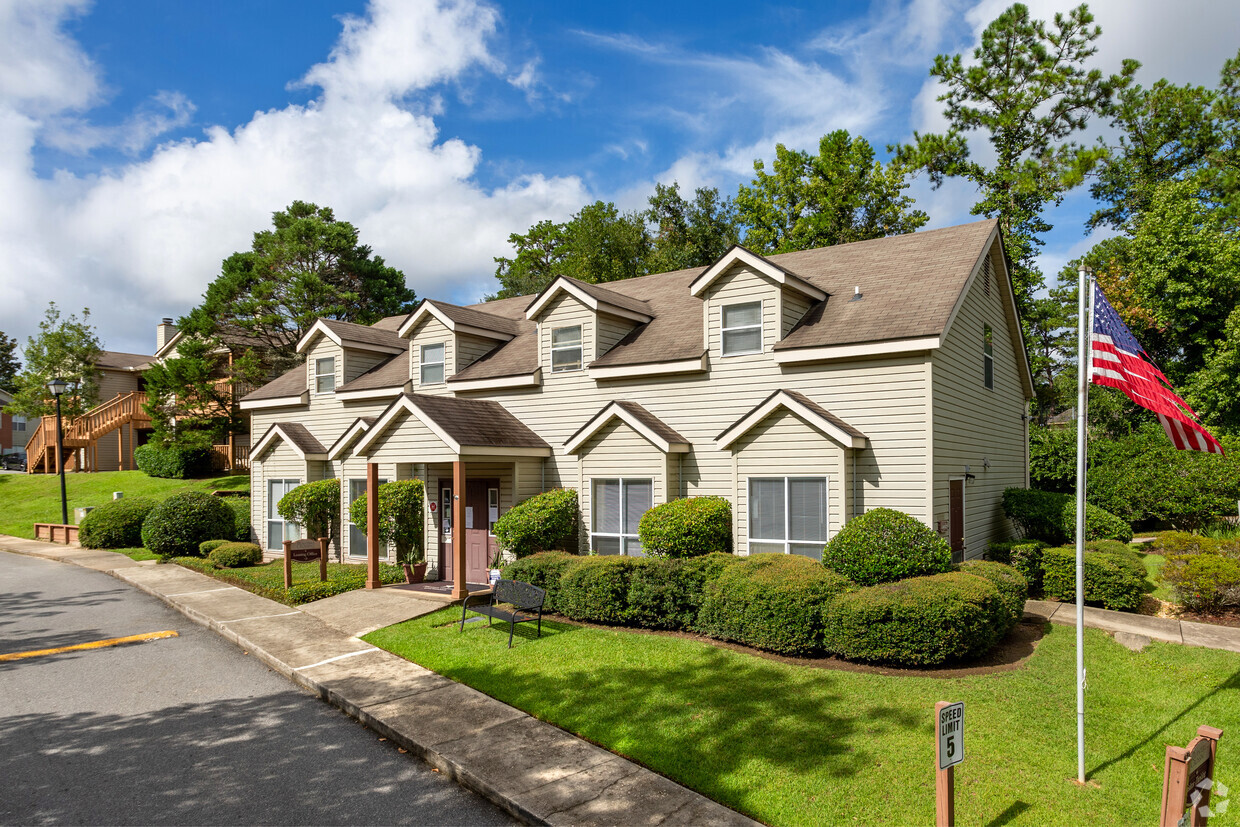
[[0, 0, 588, 354]]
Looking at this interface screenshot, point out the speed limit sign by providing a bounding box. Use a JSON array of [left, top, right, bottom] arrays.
[[938, 701, 964, 769]]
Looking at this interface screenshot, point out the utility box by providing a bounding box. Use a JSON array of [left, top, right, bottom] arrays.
[[73, 506, 95, 524]]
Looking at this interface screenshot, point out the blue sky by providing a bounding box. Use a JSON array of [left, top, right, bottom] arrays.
[[1, 0, 1237, 356]]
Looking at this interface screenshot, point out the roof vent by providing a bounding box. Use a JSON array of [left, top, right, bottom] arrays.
[[849, 286, 863, 302]]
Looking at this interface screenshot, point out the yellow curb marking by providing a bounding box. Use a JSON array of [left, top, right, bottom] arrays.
[[0, 630, 179, 662]]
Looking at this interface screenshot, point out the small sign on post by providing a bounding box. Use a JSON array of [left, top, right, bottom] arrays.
[[1161, 726, 1223, 827], [936, 701, 964, 827]]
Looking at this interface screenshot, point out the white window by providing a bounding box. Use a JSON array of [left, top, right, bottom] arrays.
[[314, 357, 336, 394], [983, 324, 994, 390], [266, 478, 302, 550], [591, 478, 652, 556], [721, 302, 762, 356], [748, 477, 828, 560], [13, 418, 26, 432], [551, 325, 583, 372], [347, 477, 387, 557], [420, 343, 445, 385]]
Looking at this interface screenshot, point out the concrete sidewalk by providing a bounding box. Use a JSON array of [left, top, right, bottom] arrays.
[[1024, 599, 1240, 653], [0, 535, 756, 827]]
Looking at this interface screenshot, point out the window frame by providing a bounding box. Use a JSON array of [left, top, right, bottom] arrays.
[[747, 475, 829, 559], [550, 325, 583, 373], [13, 418, 26, 432], [420, 342, 446, 385], [590, 477, 653, 557], [720, 301, 764, 357], [266, 478, 302, 551], [983, 323, 994, 390], [346, 476, 387, 558], [314, 357, 336, 395]]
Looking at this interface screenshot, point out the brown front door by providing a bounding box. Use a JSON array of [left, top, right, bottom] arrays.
[[465, 478, 499, 584], [949, 479, 965, 563]]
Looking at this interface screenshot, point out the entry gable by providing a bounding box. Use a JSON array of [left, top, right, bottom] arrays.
[[525, 275, 654, 324], [715, 389, 867, 450], [249, 422, 328, 462], [354, 393, 551, 458], [327, 416, 376, 460], [397, 299, 521, 342], [566, 401, 690, 454]]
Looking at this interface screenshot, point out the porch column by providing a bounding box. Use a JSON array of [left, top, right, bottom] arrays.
[[366, 461, 381, 589], [452, 459, 467, 599]]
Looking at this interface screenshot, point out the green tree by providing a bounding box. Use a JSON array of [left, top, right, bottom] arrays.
[[896, 3, 1137, 315], [736, 130, 927, 255], [0, 331, 19, 393], [141, 337, 240, 449], [5, 303, 103, 420], [180, 201, 416, 372], [644, 183, 741, 272]]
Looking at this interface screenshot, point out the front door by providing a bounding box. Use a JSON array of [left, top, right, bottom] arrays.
[[949, 478, 965, 563], [465, 478, 499, 584]]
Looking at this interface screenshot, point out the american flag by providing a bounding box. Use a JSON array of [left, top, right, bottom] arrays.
[[1090, 282, 1223, 454]]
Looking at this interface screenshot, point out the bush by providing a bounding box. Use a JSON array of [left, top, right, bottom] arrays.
[[492, 489, 577, 557], [278, 479, 340, 542], [208, 542, 263, 568], [199, 539, 230, 556], [225, 497, 252, 542], [501, 552, 580, 613], [78, 497, 158, 549], [1147, 531, 1221, 557], [1041, 545, 1147, 610], [637, 497, 732, 558], [626, 553, 740, 630], [140, 492, 235, 560], [697, 554, 855, 656], [959, 560, 1027, 630], [556, 556, 642, 624], [1161, 553, 1240, 613], [1010, 543, 1046, 594], [1002, 488, 1133, 544], [134, 444, 212, 479], [823, 573, 1005, 666], [821, 507, 952, 586], [349, 480, 425, 564]]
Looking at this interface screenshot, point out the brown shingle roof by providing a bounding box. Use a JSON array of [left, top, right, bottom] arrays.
[[371, 314, 410, 332], [612, 401, 689, 445], [241, 365, 306, 402], [316, 319, 406, 351], [778, 390, 867, 439], [265, 422, 327, 455], [423, 300, 525, 336], [337, 355, 409, 393], [403, 393, 549, 449], [97, 350, 153, 370], [530, 276, 654, 318]]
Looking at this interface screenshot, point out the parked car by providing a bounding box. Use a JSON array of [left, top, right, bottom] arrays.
[[1, 455, 26, 471]]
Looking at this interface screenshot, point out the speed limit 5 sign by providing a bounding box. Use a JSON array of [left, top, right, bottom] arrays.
[[937, 701, 964, 770]]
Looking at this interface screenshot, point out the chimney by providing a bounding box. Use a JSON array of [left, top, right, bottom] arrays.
[[156, 318, 177, 352]]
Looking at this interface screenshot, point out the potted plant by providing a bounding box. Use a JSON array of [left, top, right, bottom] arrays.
[[349, 479, 426, 583]]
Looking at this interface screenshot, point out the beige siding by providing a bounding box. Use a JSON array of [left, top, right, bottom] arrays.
[[538, 294, 594, 379], [577, 419, 669, 553], [407, 318, 454, 394], [780, 288, 814, 337], [343, 348, 389, 383], [456, 333, 498, 372], [90, 368, 142, 471], [252, 440, 310, 554], [932, 240, 1028, 558], [595, 312, 636, 360], [732, 409, 846, 554], [306, 339, 344, 397]]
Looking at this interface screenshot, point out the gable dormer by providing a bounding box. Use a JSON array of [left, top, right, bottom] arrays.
[[525, 276, 653, 376], [398, 300, 520, 393], [689, 246, 826, 360], [296, 319, 406, 401]]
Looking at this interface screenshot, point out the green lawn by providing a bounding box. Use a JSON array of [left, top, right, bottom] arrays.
[[116, 546, 159, 561], [1139, 551, 1172, 602], [0, 470, 248, 538], [365, 612, 1240, 827], [174, 557, 405, 605]]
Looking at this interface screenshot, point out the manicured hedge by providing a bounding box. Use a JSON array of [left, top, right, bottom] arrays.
[[697, 554, 855, 656], [141, 491, 235, 560], [984, 540, 1046, 593], [225, 497, 252, 542], [199, 539, 230, 556], [134, 444, 212, 479], [557, 556, 642, 624], [627, 553, 740, 630], [1041, 544, 1147, 611], [1146, 531, 1238, 557], [501, 552, 580, 613], [1002, 488, 1133, 544], [821, 507, 952, 586], [78, 497, 158, 549], [1161, 553, 1240, 613], [637, 497, 732, 557], [492, 489, 577, 558], [822, 573, 1005, 666], [208, 542, 263, 568], [959, 560, 1027, 630]]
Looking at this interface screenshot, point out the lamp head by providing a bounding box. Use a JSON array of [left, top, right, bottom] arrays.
[[47, 377, 70, 397]]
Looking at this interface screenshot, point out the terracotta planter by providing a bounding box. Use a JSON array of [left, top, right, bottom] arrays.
[[403, 562, 428, 584]]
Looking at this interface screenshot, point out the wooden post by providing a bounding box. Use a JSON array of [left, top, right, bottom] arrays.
[[1161, 726, 1223, 827], [452, 459, 467, 599], [318, 536, 329, 583], [366, 462, 381, 589], [282, 539, 293, 589], [118, 426, 124, 471], [935, 701, 957, 827]]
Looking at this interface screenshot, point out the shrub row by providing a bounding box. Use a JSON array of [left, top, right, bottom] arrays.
[[207, 542, 263, 568], [174, 557, 405, 605], [134, 444, 212, 479], [1147, 531, 1240, 557], [79, 497, 159, 549], [1041, 543, 1147, 611], [984, 540, 1046, 593], [1002, 488, 1133, 544]]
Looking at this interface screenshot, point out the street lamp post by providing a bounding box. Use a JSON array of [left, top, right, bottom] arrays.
[[47, 377, 70, 526]]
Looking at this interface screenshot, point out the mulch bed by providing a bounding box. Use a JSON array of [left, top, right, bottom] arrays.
[[1178, 610, 1240, 628]]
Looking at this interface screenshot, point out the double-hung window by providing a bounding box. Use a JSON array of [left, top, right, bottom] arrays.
[[347, 477, 387, 557], [983, 324, 994, 390], [551, 325, 583, 372], [314, 357, 336, 394], [591, 478, 652, 556], [721, 302, 762, 356], [420, 343, 445, 385], [748, 477, 828, 559], [266, 478, 302, 550]]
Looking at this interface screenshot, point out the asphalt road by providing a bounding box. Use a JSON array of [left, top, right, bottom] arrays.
[[0, 551, 515, 826]]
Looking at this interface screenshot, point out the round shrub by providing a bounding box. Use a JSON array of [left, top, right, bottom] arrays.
[[141, 491, 235, 561], [1147, 531, 1220, 557], [502, 551, 580, 613], [959, 560, 1027, 630], [697, 554, 855, 656], [78, 497, 158, 549], [637, 497, 732, 558], [199, 539, 230, 557], [208, 542, 263, 568], [821, 507, 952, 586], [279, 480, 341, 542], [556, 556, 641, 624], [350, 480, 425, 564], [626, 553, 740, 630], [134, 444, 212, 479], [492, 489, 577, 558], [1162, 553, 1240, 613], [823, 572, 1005, 666]]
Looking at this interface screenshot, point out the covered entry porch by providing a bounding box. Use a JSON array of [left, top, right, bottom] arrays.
[[348, 393, 551, 599]]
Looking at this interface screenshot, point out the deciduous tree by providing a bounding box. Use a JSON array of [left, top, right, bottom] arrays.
[[644, 183, 741, 273], [0, 331, 19, 394], [5, 303, 103, 420]]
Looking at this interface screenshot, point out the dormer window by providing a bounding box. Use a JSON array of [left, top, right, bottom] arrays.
[[314, 357, 336, 394], [721, 302, 762, 356], [420, 343, 445, 385], [551, 325, 583, 372]]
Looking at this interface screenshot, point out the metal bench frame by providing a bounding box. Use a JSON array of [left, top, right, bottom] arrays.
[[460, 578, 545, 648]]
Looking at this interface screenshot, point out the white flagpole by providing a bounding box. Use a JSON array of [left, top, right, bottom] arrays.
[[1075, 265, 1093, 784]]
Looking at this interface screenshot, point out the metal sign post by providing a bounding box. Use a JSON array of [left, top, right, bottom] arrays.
[[936, 701, 964, 827]]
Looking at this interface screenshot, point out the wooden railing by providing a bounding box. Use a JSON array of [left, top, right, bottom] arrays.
[[24, 392, 149, 473], [209, 441, 251, 473]]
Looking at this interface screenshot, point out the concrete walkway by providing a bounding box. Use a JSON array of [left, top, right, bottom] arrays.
[[1024, 599, 1240, 653], [0, 535, 756, 827]]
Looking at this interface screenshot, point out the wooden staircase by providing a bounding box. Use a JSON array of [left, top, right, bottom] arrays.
[[26, 392, 150, 474]]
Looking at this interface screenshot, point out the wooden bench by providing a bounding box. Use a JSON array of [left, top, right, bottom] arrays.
[[460, 578, 546, 648]]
